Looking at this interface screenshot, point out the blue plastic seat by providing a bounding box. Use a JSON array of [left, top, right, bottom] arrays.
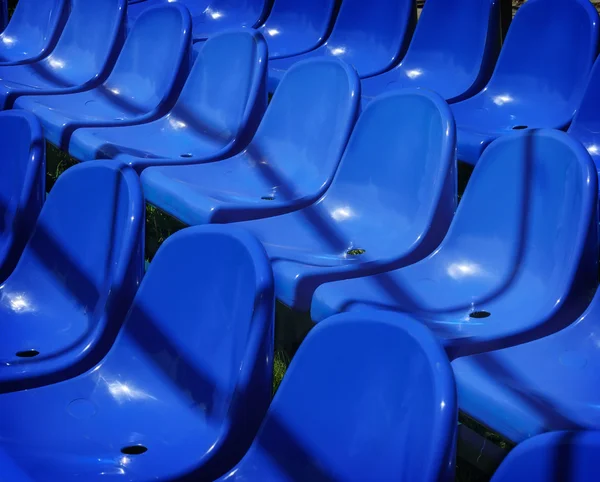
[[141, 58, 359, 225], [0, 161, 144, 392], [491, 431, 600, 482], [267, 0, 416, 90], [311, 130, 598, 359], [0, 0, 68, 66], [257, 0, 336, 60], [216, 310, 457, 482], [0, 225, 274, 482], [15, 4, 191, 151], [449, 0, 599, 165], [360, 0, 500, 108], [0, 0, 126, 111], [0, 111, 45, 282], [231, 89, 456, 311], [453, 284, 600, 443], [67, 29, 267, 170]]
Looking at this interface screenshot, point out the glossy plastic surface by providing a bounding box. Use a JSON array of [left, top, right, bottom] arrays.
[[450, 0, 599, 165], [218, 310, 457, 482], [232, 89, 456, 311], [142, 58, 360, 225], [68, 29, 267, 171], [361, 0, 500, 107], [0, 0, 68, 66], [257, 0, 336, 60], [491, 431, 600, 482], [0, 0, 126, 110], [568, 56, 600, 182], [0, 225, 275, 481], [15, 4, 191, 151], [0, 111, 45, 283], [0, 162, 144, 392], [268, 0, 416, 89], [312, 130, 598, 359]]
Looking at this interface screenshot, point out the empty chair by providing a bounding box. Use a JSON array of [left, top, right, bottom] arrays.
[[67, 29, 267, 169], [491, 431, 600, 482], [0, 111, 45, 283], [311, 130, 598, 359], [257, 0, 337, 60], [0, 0, 126, 111], [0, 0, 68, 66], [141, 58, 360, 225], [15, 4, 192, 151], [216, 310, 457, 482], [268, 0, 416, 90], [0, 161, 144, 392], [361, 0, 500, 107], [450, 0, 599, 165], [232, 89, 457, 311], [453, 284, 600, 443], [0, 225, 275, 482]]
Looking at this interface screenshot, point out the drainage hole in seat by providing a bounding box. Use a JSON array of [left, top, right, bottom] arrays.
[[261, 196, 275, 201], [121, 445, 148, 455], [180, 153, 193, 158], [16, 349, 39, 358], [469, 311, 490, 319], [512, 125, 528, 130], [347, 248, 366, 256]]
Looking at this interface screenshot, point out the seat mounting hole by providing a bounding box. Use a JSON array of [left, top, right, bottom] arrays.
[[261, 196, 275, 201], [512, 125, 527, 130], [180, 153, 193, 158], [121, 445, 148, 455], [16, 349, 39, 358], [469, 311, 490, 319], [346, 248, 366, 256]]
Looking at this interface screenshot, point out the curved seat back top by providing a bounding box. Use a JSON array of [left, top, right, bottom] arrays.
[[257, 0, 337, 60], [268, 0, 416, 88], [0, 225, 275, 482], [67, 29, 267, 170], [233, 89, 457, 311], [217, 310, 457, 482], [0, 0, 68, 66], [361, 0, 501, 106], [190, 0, 270, 41], [449, 0, 599, 165], [311, 129, 599, 359], [491, 431, 600, 482], [15, 4, 192, 151], [0, 161, 144, 392], [0, 0, 126, 111], [141, 58, 360, 226], [0, 111, 45, 283]]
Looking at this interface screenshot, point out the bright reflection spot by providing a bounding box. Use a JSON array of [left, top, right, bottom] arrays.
[[168, 117, 187, 130], [330, 47, 346, 56], [406, 69, 422, 79], [48, 57, 65, 69], [109, 88, 120, 95], [440, 401, 446, 410], [107, 381, 157, 403], [205, 7, 223, 19], [2, 292, 35, 313], [492, 94, 513, 106], [267, 29, 280, 37], [331, 207, 353, 221], [587, 144, 599, 155], [447, 262, 480, 279], [120, 456, 130, 466], [2, 36, 15, 45]]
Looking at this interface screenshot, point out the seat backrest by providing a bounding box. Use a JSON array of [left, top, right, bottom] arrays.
[[484, 0, 598, 110], [121, 225, 274, 429], [225, 311, 456, 481], [42, 0, 126, 85], [247, 58, 359, 197], [201, 0, 268, 25], [322, 0, 415, 76], [0, 0, 68, 61], [435, 130, 597, 304], [321, 89, 456, 258], [400, 0, 500, 98], [103, 4, 192, 113], [170, 29, 267, 151]]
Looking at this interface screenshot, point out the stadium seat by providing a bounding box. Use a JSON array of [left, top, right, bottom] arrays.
[[0, 225, 275, 482], [141, 58, 360, 225], [0, 0, 68, 66], [15, 4, 192, 151], [0, 161, 144, 392], [257, 0, 337, 60], [311, 130, 598, 359], [449, 0, 599, 165], [267, 0, 416, 90], [0, 0, 126, 111], [360, 0, 501, 107], [216, 310, 457, 482], [453, 284, 600, 443], [67, 29, 267, 170], [232, 89, 457, 311], [0, 111, 45, 282], [491, 431, 600, 482]]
